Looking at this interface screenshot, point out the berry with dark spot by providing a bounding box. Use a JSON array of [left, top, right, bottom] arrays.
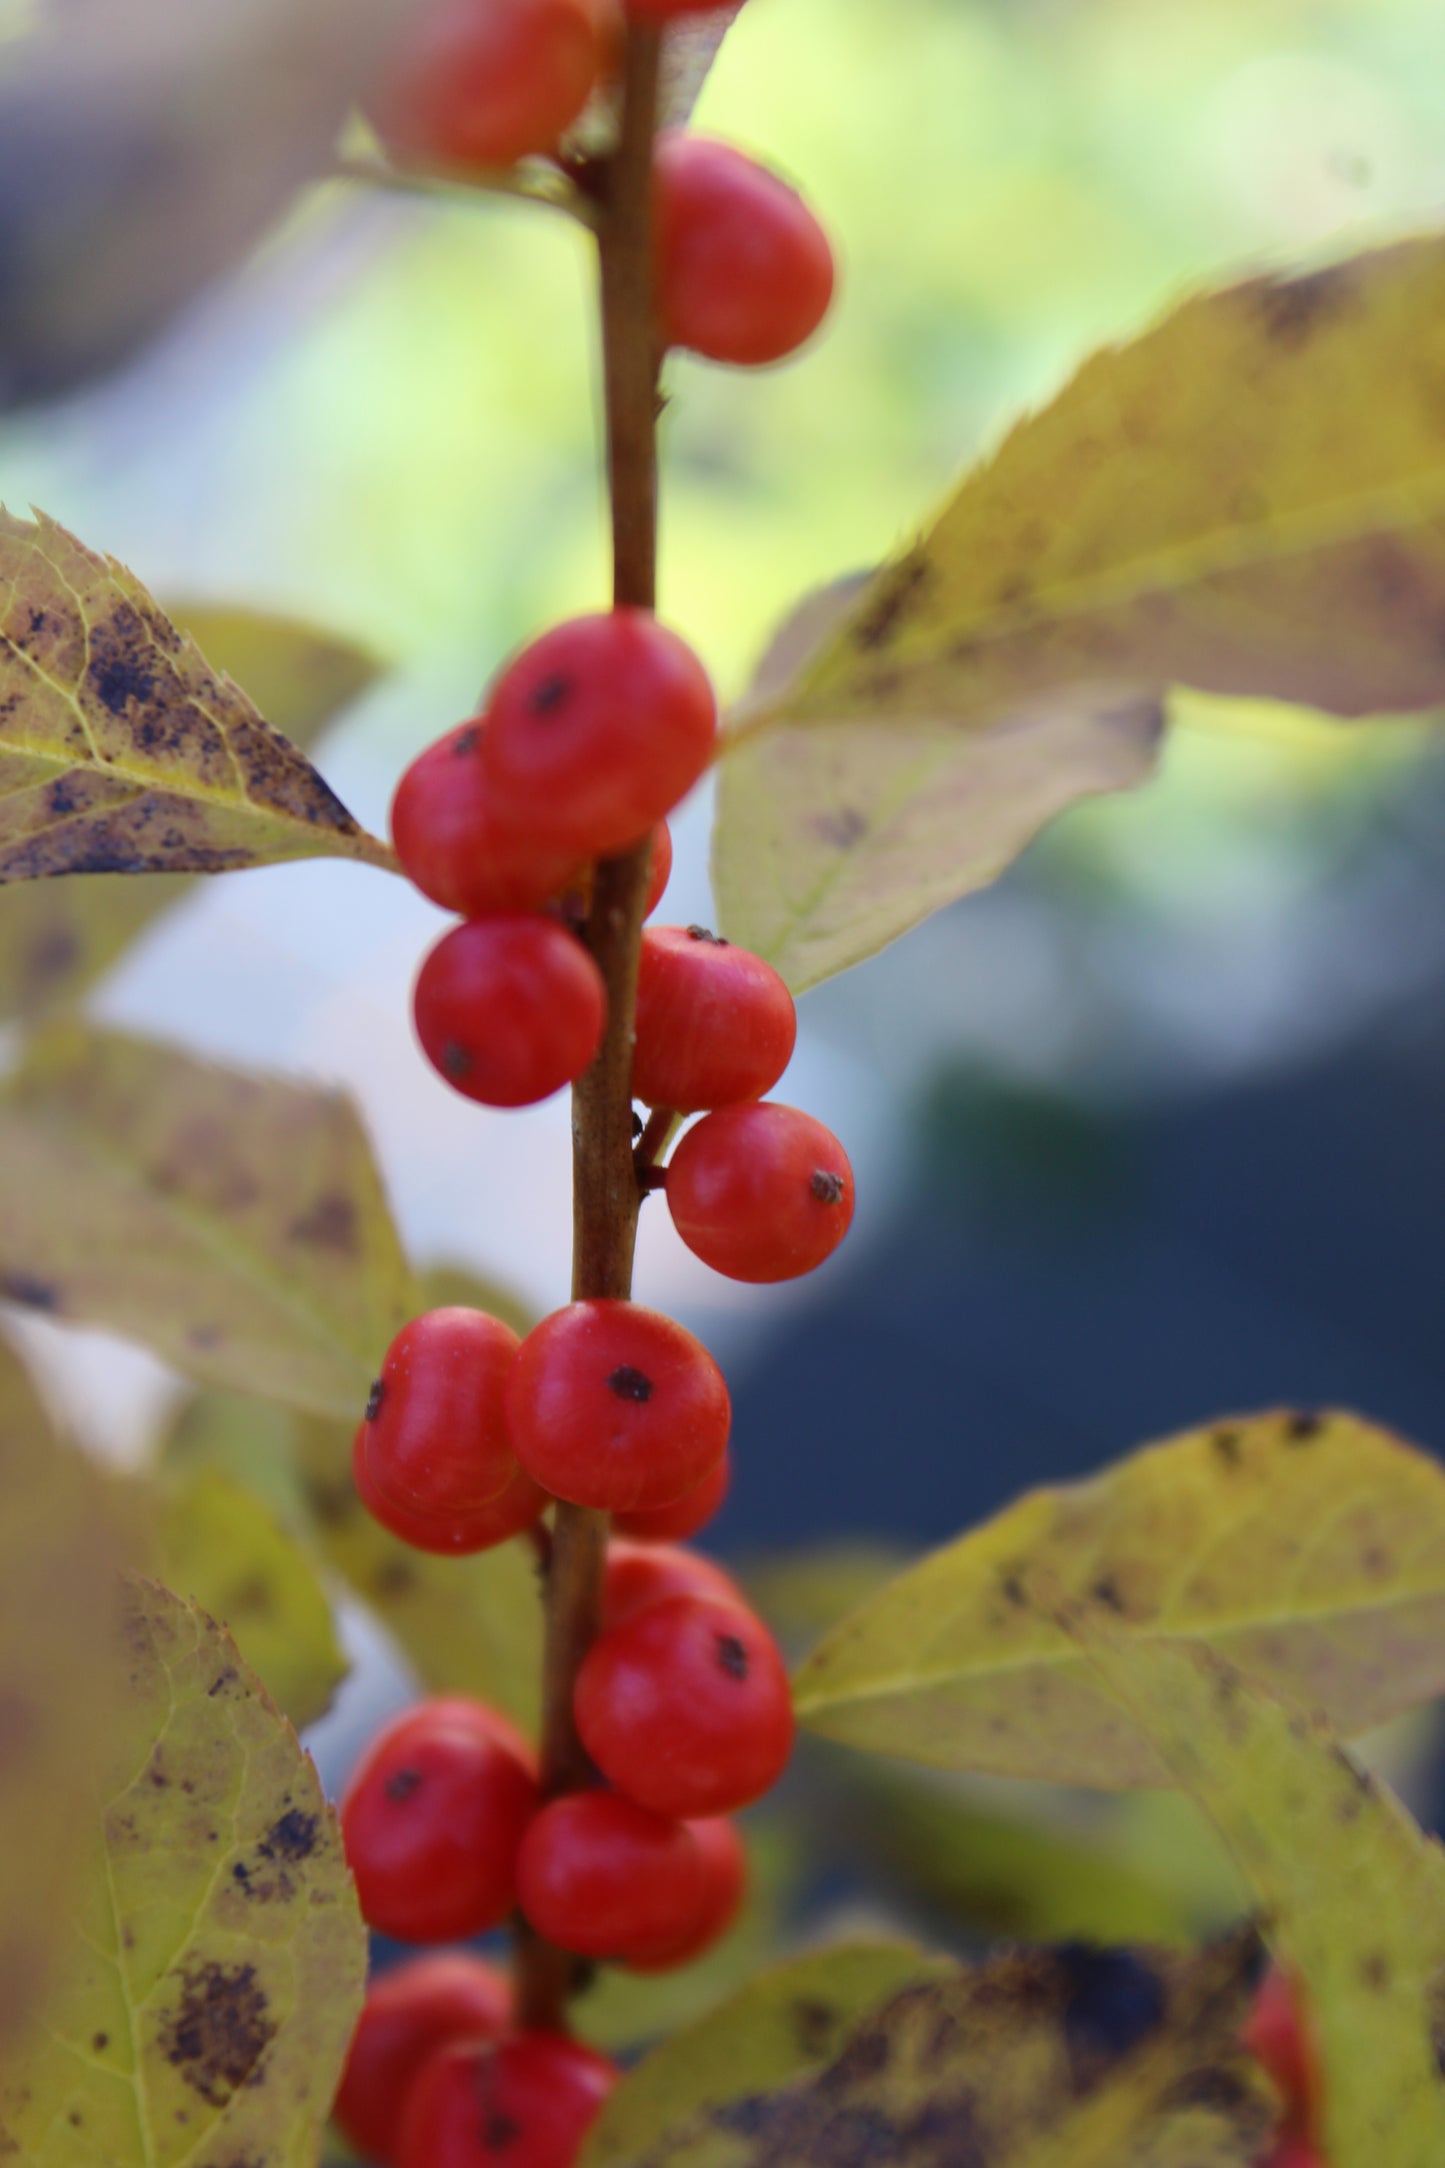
[[506, 1299, 730, 1512], [666, 1103, 855, 1282], [601, 1538, 742, 1633], [359, 1308, 522, 1526], [334, 1953, 511, 2165], [630, 1817, 748, 1972], [632, 927, 796, 1112], [370, 0, 606, 172], [613, 1450, 732, 1543], [516, 1792, 704, 1960], [353, 1427, 547, 1555], [414, 915, 606, 1109], [391, 720, 585, 917], [399, 2030, 618, 2168], [656, 132, 835, 368], [575, 1593, 794, 1817]]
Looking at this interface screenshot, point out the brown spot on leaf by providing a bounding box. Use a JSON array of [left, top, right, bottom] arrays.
[[288, 1193, 358, 1254], [1254, 264, 1351, 347], [811, 808, 867, 851], [258, 1808, 318, 1863], [851, 550, 932, 651], [1284, 1411, 1326, 1444], [157, 1961, 274, 2107]]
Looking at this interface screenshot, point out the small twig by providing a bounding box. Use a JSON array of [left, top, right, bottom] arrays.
[[634, 1104, 678, 1184], [332, 153, 598, 226]]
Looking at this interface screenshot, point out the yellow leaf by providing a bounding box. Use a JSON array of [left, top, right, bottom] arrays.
[[0, 1022, 419, 1417], [0, 510, 394, 881], [1080, 1631, 1445, 2168], [716, 237, 1445, 991], [582, 1936, 1271, 2168], [0, 1579, 366, 2166], [158, 1467, 347, 1730], [794, 1407, 1445, 1786]]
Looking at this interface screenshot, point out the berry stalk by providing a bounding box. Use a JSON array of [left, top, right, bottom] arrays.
[[516, 18, 665, 2034]]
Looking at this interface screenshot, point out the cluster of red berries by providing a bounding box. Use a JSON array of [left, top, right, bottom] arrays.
[[1244, 1966, 1329, 2167]]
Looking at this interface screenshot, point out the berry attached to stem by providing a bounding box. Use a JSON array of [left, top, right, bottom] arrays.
[[517, 1791, 704, 1959], [335, 1953, 511, 2165], [632, 926, 796, 1112], [372, 0, 606, 172], [360, 1308, 522, 1523], [656, 132, 835, 367], [414, 914, 607, 1109], [399, 2032, 619, 2168], [666, 1103, 855, 1282]]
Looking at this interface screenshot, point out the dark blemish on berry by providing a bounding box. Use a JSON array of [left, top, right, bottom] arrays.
[[365, 1378, 385, 1422], [259, 1809, 318, 1863], [608, 1365, 654, 1404], [1211, 1427, 1242, 1465], [1285, 1411, 1325, 1443], [528, 673, 572, 716], [442, 1041, 472, 1079], [481, 2108, 523, 2151], [715, 1633, 749, 1682], [454, 725, 481, 757], [385, 1766, 423, 1803], [0, 1272, 60, 1312], [288, 1193, 358, 1253], [686, 924, 728, 945], [158, 1961, 275, 2107], [810, 1169, 846, 1206]]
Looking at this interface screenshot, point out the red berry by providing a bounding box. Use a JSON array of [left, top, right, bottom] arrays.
[[335, 1953, 511, 2165], [480, 612, 717, 859], [399, 2032, 618, 2168], [1245, 1966, 1321, 2137], [506, 1299, 730, 1512], [398, 1694, 538, 1774], [632, 927, 795, 1113], [613, 1451, 731, 1542], [341, 1701, 538, 1942], [575, 1594, 794, 1818], [517, 1792, 703, 1960], [645, 818, 673, 917], [656, 133, 835, 368], [630, 1817, 748, 1972], [392, 722, 583, 918], [372, 0, 604, 171], [666, 1104, 854, 1283], [601, 1539, 742, 1633], [361, 1309, 521, 1522], [414, 915, 606, 1109], [353, 1428, 547, 1556]]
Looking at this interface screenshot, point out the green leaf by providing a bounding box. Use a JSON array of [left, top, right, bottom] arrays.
[[158, 1388, 314, 1533], [0, 1021, 419, 1417], [794, 1407, 1445, 1786], [0, 510, 394, 880], [1081, 1630, 1445, 2168], [0, 1578, 366, 2165], [0, 605, 383, 1022], [582, 1936, 1272, 2168], [715, 236, 1445, 991], [158, 1467, 347, 1730]]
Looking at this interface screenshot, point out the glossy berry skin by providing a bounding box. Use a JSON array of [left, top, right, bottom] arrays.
[[341, 1701, 538, 1943], [1245, 1966, 1320, 2138], [657, 133, 835, 367], [613, 1450, 731, 1542], [601, 1538, 742, 1633], [517, 1792, 704, 1960], [630, 1817, 748, 1973], [506, 1299, 730, 1512], [335, 1953, 510, 2165], [667, 1104, 855, 1283], [400, 2032, 618, 2168], [632, 927, 795, 1113], [392, 722, 583, 918], [372, 0, 603, 172], [576, 1594, 794, 1818], [361, 1309, 521, 1522], [414, 915, 606, 1109], [353, 1426, 546, 1555], [480, 612, 717, 860]]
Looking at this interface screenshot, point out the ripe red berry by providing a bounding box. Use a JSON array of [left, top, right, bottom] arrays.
[[480, 612, 717, 859], [414, 915, 606, 1109], [341, 1700, 538, 1942], [517, 1792, 703, 1960], [632, 927, 795, 1113], [575, 1594, 794, 1818], [392, 722, 583, 918], [1245, 1966, 1321, 2137], [372, 0, 604, 172], [656, 133, 835, 368], [601, 1539, 742, 1633], [630, 1817, 748, 1972], [353, 1427, 547, 1555], [506, 1299, 730, 1512], [645, 818, 674, 917], [360, 1308, 521, 1524], [335, 1953, 511, 2165], [400, 2032, 618, 2168], [666, 1104, 855, 1283], [613, 1450, 731, 1542]]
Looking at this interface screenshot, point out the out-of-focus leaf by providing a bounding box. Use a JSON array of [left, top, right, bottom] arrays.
[[716, 237, 1445, 991], [0, 511, 394, 880], [158, 1466, 347, 1728], [0, 1021, 418, 1416], [296, 1411, 544, 1729], [0, 1579, 366, 2164], [1083, 1631, 1445, 2168], [158, 1388, 314, 1532], [582, 1935, 1271, 2168], [0, 605, 383, 1021], [746, 1540, 914, 1658], [0, 0, 417, 407], [0, 1338, 139, 2054], [420, 1260, 539, 1338], [794, 1408, 1445, 1786]]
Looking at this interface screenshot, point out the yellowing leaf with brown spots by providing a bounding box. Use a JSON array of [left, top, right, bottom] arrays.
[[0, 1579, 366, 2168], [716, 237, 1445, 991], [0, 510, 394, 881], [794, 1408, 1445, 1786], [582, 1934, 1272, 2168], [1080, 1632, 1445, 2168], [0, 1022, 419, 1417]]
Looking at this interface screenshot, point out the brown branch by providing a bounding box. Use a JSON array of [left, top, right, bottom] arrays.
[[515, 21, 664, 2037]]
